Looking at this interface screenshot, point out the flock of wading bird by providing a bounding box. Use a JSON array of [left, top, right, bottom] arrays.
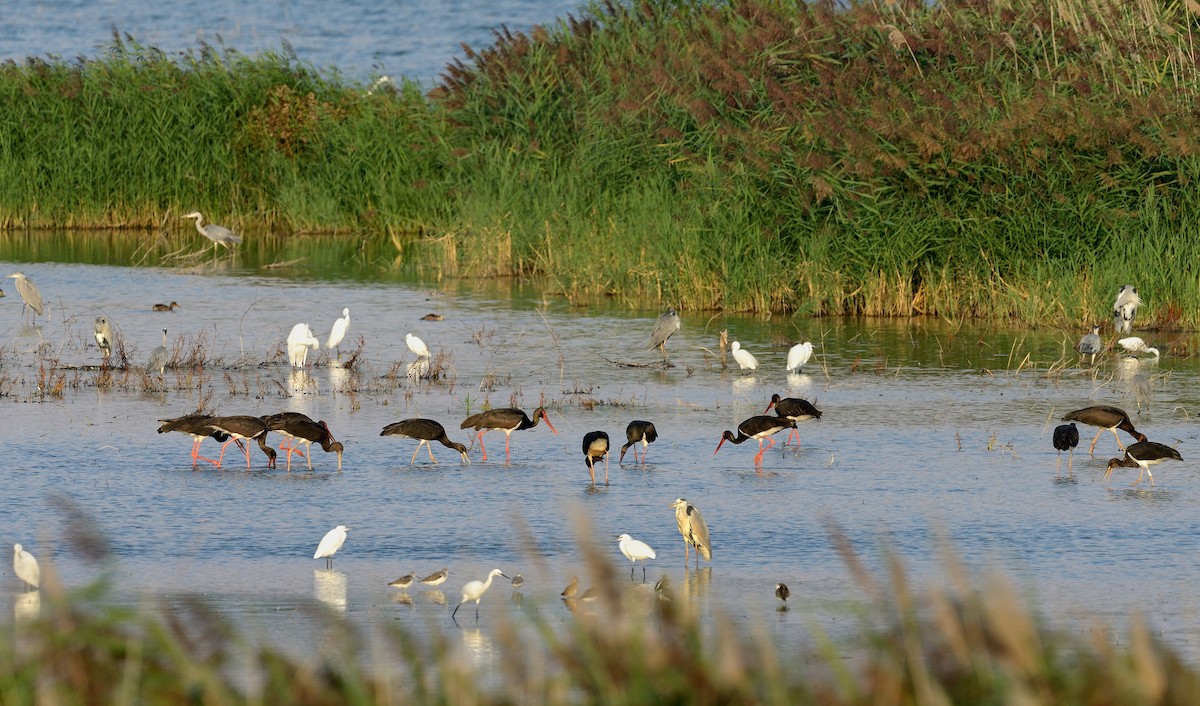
[[1053, 284, 1183, 485]]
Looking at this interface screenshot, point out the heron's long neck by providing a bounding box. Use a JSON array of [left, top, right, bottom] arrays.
[[192, 217, 206, 235]]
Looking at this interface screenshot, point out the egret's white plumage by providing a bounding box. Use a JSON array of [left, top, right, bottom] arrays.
[[1117, 337, 1160, 357], [327, 308, 350, 351], [406, 333, 430, 359], [730, 341, 758, 371], [452, 568, 509, 620], [287, 323, 320, 368], [13, 544, 39, 590], [786, 341, 813, 373], [617, 533, 656, 580], [314, 525, 349, 568]]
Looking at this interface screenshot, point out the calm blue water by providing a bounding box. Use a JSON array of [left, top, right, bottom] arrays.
[[0, 0, 586, 84]]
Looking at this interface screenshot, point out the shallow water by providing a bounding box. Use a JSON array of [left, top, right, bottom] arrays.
[[3, 248, 1200, 675]]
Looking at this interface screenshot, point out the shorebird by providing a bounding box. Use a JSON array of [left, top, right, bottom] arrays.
[[419, 568, 449, 587], [388, 573, 416, 589], [776, 583, 791, 602]]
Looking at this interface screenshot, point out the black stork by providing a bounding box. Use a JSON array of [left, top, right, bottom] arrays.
[[206, 415, 272, 469], [1052, 423, 1080, 474], [261, 412, 344, 471], [764, 394, 822, 445], [459, 406, 557, 463], [715, 415, 796, 469], [582, 431, 610, 486], [1104, 441, 1183, 486], [619, 420, 658, 464], [380, 418, 470, 465], [1061, 405, 1146, 456], [157, 413, 243, 467]]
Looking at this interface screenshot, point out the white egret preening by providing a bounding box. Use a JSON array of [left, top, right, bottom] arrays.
[[314, 525, 349, 569], [670, 498, 712, 567], [1113, 284, 1140, 335], [617, 533, 656, 580], [326, 308, 350, 355], [729, 341, 758, 371], [1117, 337, 1160, 358], [94, 317, 114, 361], [786, 341, 813, 373], [452, 568, 510, 621], [287, 323, 320, 368], [182, 211, 243, 249], [13, 544, 39, 591], [8, 272, 45, 322]]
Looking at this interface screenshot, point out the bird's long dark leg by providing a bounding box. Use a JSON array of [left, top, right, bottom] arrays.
[[1087, 429, 1103, 455], [641, 564, 646, 581]]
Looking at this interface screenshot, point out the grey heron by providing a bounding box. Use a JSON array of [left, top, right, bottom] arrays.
[[648, 308, 680, 361], [147, 328, 168, 374], [765, 394, 822, 445], [94, 317, 114, 361], [182, 211, 242, 249], [1131, 373, 1152, 414], [786, 341, 814, 373], [380, 418, 470, 465], [326, 307, 350, 356], [670, 498, 711, 567], [418, 568, 449, 587], [1104, 441, 1182, 486], [1112, 284, 1140, 334], [715, 415, 796, 469], [1061, 405, 1146, 455], [459, 407, 557, 463], [313, 525, 349, 569], [730, 341, 758, 371], [452, 568, 509, 621], [617, 533, 656, 580], [13, 544, 39, 591], [1076, 324, 1102, 364], [619, 420, 657, 464], [7, 272, 44, 322], [582, 430, 610, 486], [1052, 423, 1079, 473], [287, 323, 320, 367]]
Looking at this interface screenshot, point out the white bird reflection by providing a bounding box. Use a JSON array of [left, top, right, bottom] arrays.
[[731, 375, 758, 395], [290, 369, 316, 396], [13, 591, 40, 622], [424, 589, 447, 606], [460, 628, 496, 669], [786, 372, 812, 391], [313, 569, 347, 611], [327, 365, 348, 390]]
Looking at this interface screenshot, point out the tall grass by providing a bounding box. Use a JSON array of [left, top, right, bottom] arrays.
[[4, 0, 1200, 325]]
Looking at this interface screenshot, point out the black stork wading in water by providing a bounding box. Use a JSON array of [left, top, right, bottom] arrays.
[[619, 420, 657, 465], [1052, 422, 1080, 474], [459, 406, 557, 464], [582, 431, 610, 486], [380, 418, 470, 465], [764, 394, 822, 445], [1060, 405, 1146, 456], [205, 415, 274, 469], [715, 415, 796, 470], [157, 413, 244, 468], [261, 412, 344, 471], [1104, 441, 1183, 486]]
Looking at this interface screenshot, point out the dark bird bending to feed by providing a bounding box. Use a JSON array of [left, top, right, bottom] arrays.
[[582, 430, 610, 486], [648, 308, 681, 361], [157, 413, 245, 468], [1053, 423, 1079, 473], [1104, 441, 1182, 486], [1061, 405, 1146, 455], [182, 211, 242, 249], [671, 498, 711, 567], [1076, 324, 1102, 364], [459, 406, 557, 463], [205, 415, 273, 469], [261, 412, 344, 471], [380, 418, 470, 465], [715, 415, 796, 469], [1113, 284, 1140, 335], [620, 420, 657, 464], [764, 394, 822, 445]]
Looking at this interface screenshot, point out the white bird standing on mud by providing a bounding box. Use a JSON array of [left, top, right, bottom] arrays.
[[1112, 284, 1140, 335], [326, 308, 351, 357], [287, 323, 320, 367]]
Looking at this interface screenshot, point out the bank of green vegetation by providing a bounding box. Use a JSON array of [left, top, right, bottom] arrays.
[[2, 0, 1200, 325]]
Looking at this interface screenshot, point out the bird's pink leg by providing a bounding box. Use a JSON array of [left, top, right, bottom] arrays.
[[427, 441, 437, 464], [217, 438, 236, 467], [1110, 428, 1127, 451], [410, 444, 421, 465], [1088, 429, 1103, 455], [504, 431, 513, 464], [477, 430, 489, 461], [242, 439, 252, 469], [305, 441, 314, 470]]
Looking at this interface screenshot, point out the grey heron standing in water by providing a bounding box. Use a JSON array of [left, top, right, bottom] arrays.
[[182, 212, 242, 250], [148, 329, 168, 374], [1113, 284, 1140, 334], [670, 497, 711, 567], [7, 272, 44, 322], [1076, 324, 1102, 365], [648, 307, 680, 362], [94, 317, 114, 361]]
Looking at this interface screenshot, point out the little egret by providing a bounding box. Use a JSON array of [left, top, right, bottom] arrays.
[[405, 333, 430, 358], [1117, 337, 1160, 358], [153, 301, 180, 312], [13, 544, 39, 591], [314, 525, 349, 569], [619, 420, 657, 464], [1061, 405, 1146, 455], [261, 412, 344, 471], [617, 533, 656, 580], [326, 307, 350, 356], [786, 341, 814, 373], [419, 568, 449, 587], [1104, 441, 1182, 486], [286, 324, 320, 368], [776, 583, 790, 602], [182, 211, 242, 249], [670, 498, 711, 567], [388, 573, 416, 589], [1112, 284, 1140, 335], [764, 394, 822, 445], [648, 308, 681, 361], [94, 317, 114, 361], [147, 328, 169, 374], [380, 418, 470, 464], [1076, 324, 1102, 364], [8, 272, 44, 321], [452, 568, 509, 621], [730, 340, 758, 371], [715, 415, 796, 469], [1053, 423, 1079, 474], [582, 430, 610, 486], [459, 407, 557, 463]]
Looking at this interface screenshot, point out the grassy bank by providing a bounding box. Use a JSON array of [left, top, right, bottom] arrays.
[[3, 0, 1200, 325]]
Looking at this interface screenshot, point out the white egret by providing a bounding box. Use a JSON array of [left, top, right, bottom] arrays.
[[452, 568, 509, 621], [326, 307, 350, 356], [617, 533, 656, 580], [314, 525, 349, 569], [670, 498, 712, 567], [405, 333, 430, 358], [13, 544, 39, 591], [619, 420, 657, 464], [786, 341, 813, 373], [1112, 284, 1140, 334], [1076, 324, 1102, 364], [419, 568, 449, 587], [8, 272, 44, 322], [182, 211, 242, 249], [94, 317, 114, 361], [648, 308, 681, 361], [1117, 336, 1160, 357], [730, 341, 758, 371], [147, 328, 168, 374], [287, 323, 320, 368]]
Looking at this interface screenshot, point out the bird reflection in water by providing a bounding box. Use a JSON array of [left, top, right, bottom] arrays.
[[289, 369, 315, 395], [424, 590, 447, 606], [460, 628, 495, 669], [313, 569, 347, 611], [327, 365, 348, 390], [13, 591, 40, 623], [390, 592, 414, 607]]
